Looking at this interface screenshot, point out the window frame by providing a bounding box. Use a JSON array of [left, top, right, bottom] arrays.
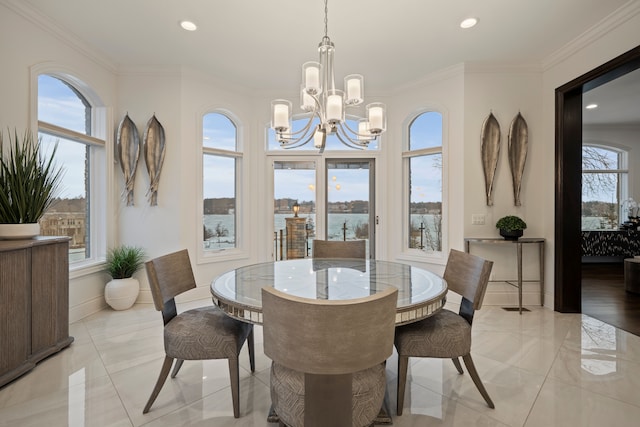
[[198, 109, 245, 263], [581, 142, 629, 230], [402, 109, 446, 261], [32, 65, 112, 277]]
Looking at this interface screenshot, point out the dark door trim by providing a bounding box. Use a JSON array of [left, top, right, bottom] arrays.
[[555, 45, 640, 312]]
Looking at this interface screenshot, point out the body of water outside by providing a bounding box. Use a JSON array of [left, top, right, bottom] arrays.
[[203, 213, 441, 250]]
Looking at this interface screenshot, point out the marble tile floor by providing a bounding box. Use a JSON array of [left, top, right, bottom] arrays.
[[2, 298, 640, 427]]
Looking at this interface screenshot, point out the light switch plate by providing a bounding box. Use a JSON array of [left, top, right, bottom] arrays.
[[472, 214, 485, 225]]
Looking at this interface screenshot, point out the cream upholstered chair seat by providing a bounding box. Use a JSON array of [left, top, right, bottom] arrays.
[[162, 306, 251, 360], [143, 249, 254, 418], [394, 309, 471, 358]]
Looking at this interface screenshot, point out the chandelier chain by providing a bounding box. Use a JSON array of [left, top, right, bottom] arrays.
[[324, 0, 328, 39]]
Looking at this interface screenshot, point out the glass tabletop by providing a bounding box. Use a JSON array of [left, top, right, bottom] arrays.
[[211, 258, 448, 325]]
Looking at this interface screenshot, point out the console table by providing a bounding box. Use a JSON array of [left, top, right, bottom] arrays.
[[0, 237, 74, 387], [464, 237, 545, 314]]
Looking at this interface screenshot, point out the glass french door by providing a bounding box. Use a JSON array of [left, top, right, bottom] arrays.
[[325, 159, 375, 258], [272, 158, 375, 259]]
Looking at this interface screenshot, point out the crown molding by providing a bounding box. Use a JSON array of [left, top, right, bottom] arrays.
[[1, 0, 117, 73], [542, 0, 640, 71]]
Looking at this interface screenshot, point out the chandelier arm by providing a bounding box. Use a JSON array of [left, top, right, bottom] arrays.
[[340, 118, 376, 141], [279, 128, 318, 149], [334, 125, 368, 149], [278, 110, 320, 140]]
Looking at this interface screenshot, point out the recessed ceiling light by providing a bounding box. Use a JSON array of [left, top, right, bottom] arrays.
[[180, 20, 197, 31], [586, 103, 598, 109], [460, 18, 478, 29]]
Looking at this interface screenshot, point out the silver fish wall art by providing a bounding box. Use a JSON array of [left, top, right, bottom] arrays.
[[116, 113, 140, 206], [508, 112, 528, 206], [481, 112, 501, 206], [143, 115, 166, 206]]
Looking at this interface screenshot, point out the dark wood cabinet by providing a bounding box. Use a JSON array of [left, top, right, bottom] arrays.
[[0, 237, 74, 388]]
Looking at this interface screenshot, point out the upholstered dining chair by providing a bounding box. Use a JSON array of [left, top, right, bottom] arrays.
[[312, 239, 366, 258], [262, 286, 398, 427], [142, 249, 254, 418], [394, 249, 494, 415]]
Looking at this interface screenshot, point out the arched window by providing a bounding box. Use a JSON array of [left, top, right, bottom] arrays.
[[582, 144, 629, 230], [406, 111, 443, 253], [203, 112, 240, 250], [37, 74, 106, 264]]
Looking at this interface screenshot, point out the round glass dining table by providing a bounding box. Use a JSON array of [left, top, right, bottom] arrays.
[[211, 258, 448, 326]]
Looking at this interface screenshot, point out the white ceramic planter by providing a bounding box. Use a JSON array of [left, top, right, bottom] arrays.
[[105, 277, 140, 310], [0, 223, 40, 240]]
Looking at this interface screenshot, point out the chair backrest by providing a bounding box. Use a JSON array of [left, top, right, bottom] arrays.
[[145, 249, 197, 312], [262, 286, 398, 375], [312, 239, 366, 259], [443, 249, 493, 311]]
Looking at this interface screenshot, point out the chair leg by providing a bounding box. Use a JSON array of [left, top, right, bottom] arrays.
[[461, 353, 495, 409], [228, 356, 241, 418], [170, 359, 184, 378], [396, 355, 409, 416], [248, 327, 256, 372], [143, 356, 174, 414], [451, 357, 464, 374]]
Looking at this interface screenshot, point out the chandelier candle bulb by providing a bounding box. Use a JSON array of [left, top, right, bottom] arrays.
[[303, 62, 321, 94], [345, 75, 363, 104], [301, 88, 315, 111], [358, 120, 370, 140], [272, 101, 291, 130], [327, 91, 343, 122], [368, 104, 385, 133]]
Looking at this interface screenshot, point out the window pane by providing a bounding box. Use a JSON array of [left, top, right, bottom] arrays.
[[409, 111, 442, 151], [203, 154, 236, 250], [274, 161, 316, 259], [409, 154, 442, 251], [39, 134, 89, 260], [203, 113, 236, 151], [326, 161, 370, 245], [38, 75, 89, 134], [38, 74, 94, 263], [582, 172, 620, 230], [582, 146, 619, 170]]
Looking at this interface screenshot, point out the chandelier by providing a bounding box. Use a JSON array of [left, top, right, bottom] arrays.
[[270, 0, 386, 152]]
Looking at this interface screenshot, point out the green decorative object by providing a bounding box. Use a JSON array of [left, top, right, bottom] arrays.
[[104, 245, 146, 310], [0, 129, 63, 226], [495, 215, 527, 240], [105, 245, 146, 279]]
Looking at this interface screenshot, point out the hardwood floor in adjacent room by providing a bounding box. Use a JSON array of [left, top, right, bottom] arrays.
[[582, 262, 640, 336]]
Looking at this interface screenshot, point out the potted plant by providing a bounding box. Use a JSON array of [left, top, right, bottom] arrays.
[[104, 245, 146, 310], [0, 129, 63, 239], [495, 215, 527, 240]]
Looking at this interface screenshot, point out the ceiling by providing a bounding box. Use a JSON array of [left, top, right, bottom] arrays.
[[17, 0, 640, 124]]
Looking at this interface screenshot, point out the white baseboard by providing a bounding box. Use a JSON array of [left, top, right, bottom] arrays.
[[69, 296, 108, 323]]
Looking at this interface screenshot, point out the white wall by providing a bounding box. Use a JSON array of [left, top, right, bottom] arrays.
[[2, 0, 640, 320]]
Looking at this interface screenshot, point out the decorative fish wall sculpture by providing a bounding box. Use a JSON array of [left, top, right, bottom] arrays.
[[143, 115, 166, 206], [508, 112, 528, 206], [481, 112, 501, 206], [116, 114, 140, 206]]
